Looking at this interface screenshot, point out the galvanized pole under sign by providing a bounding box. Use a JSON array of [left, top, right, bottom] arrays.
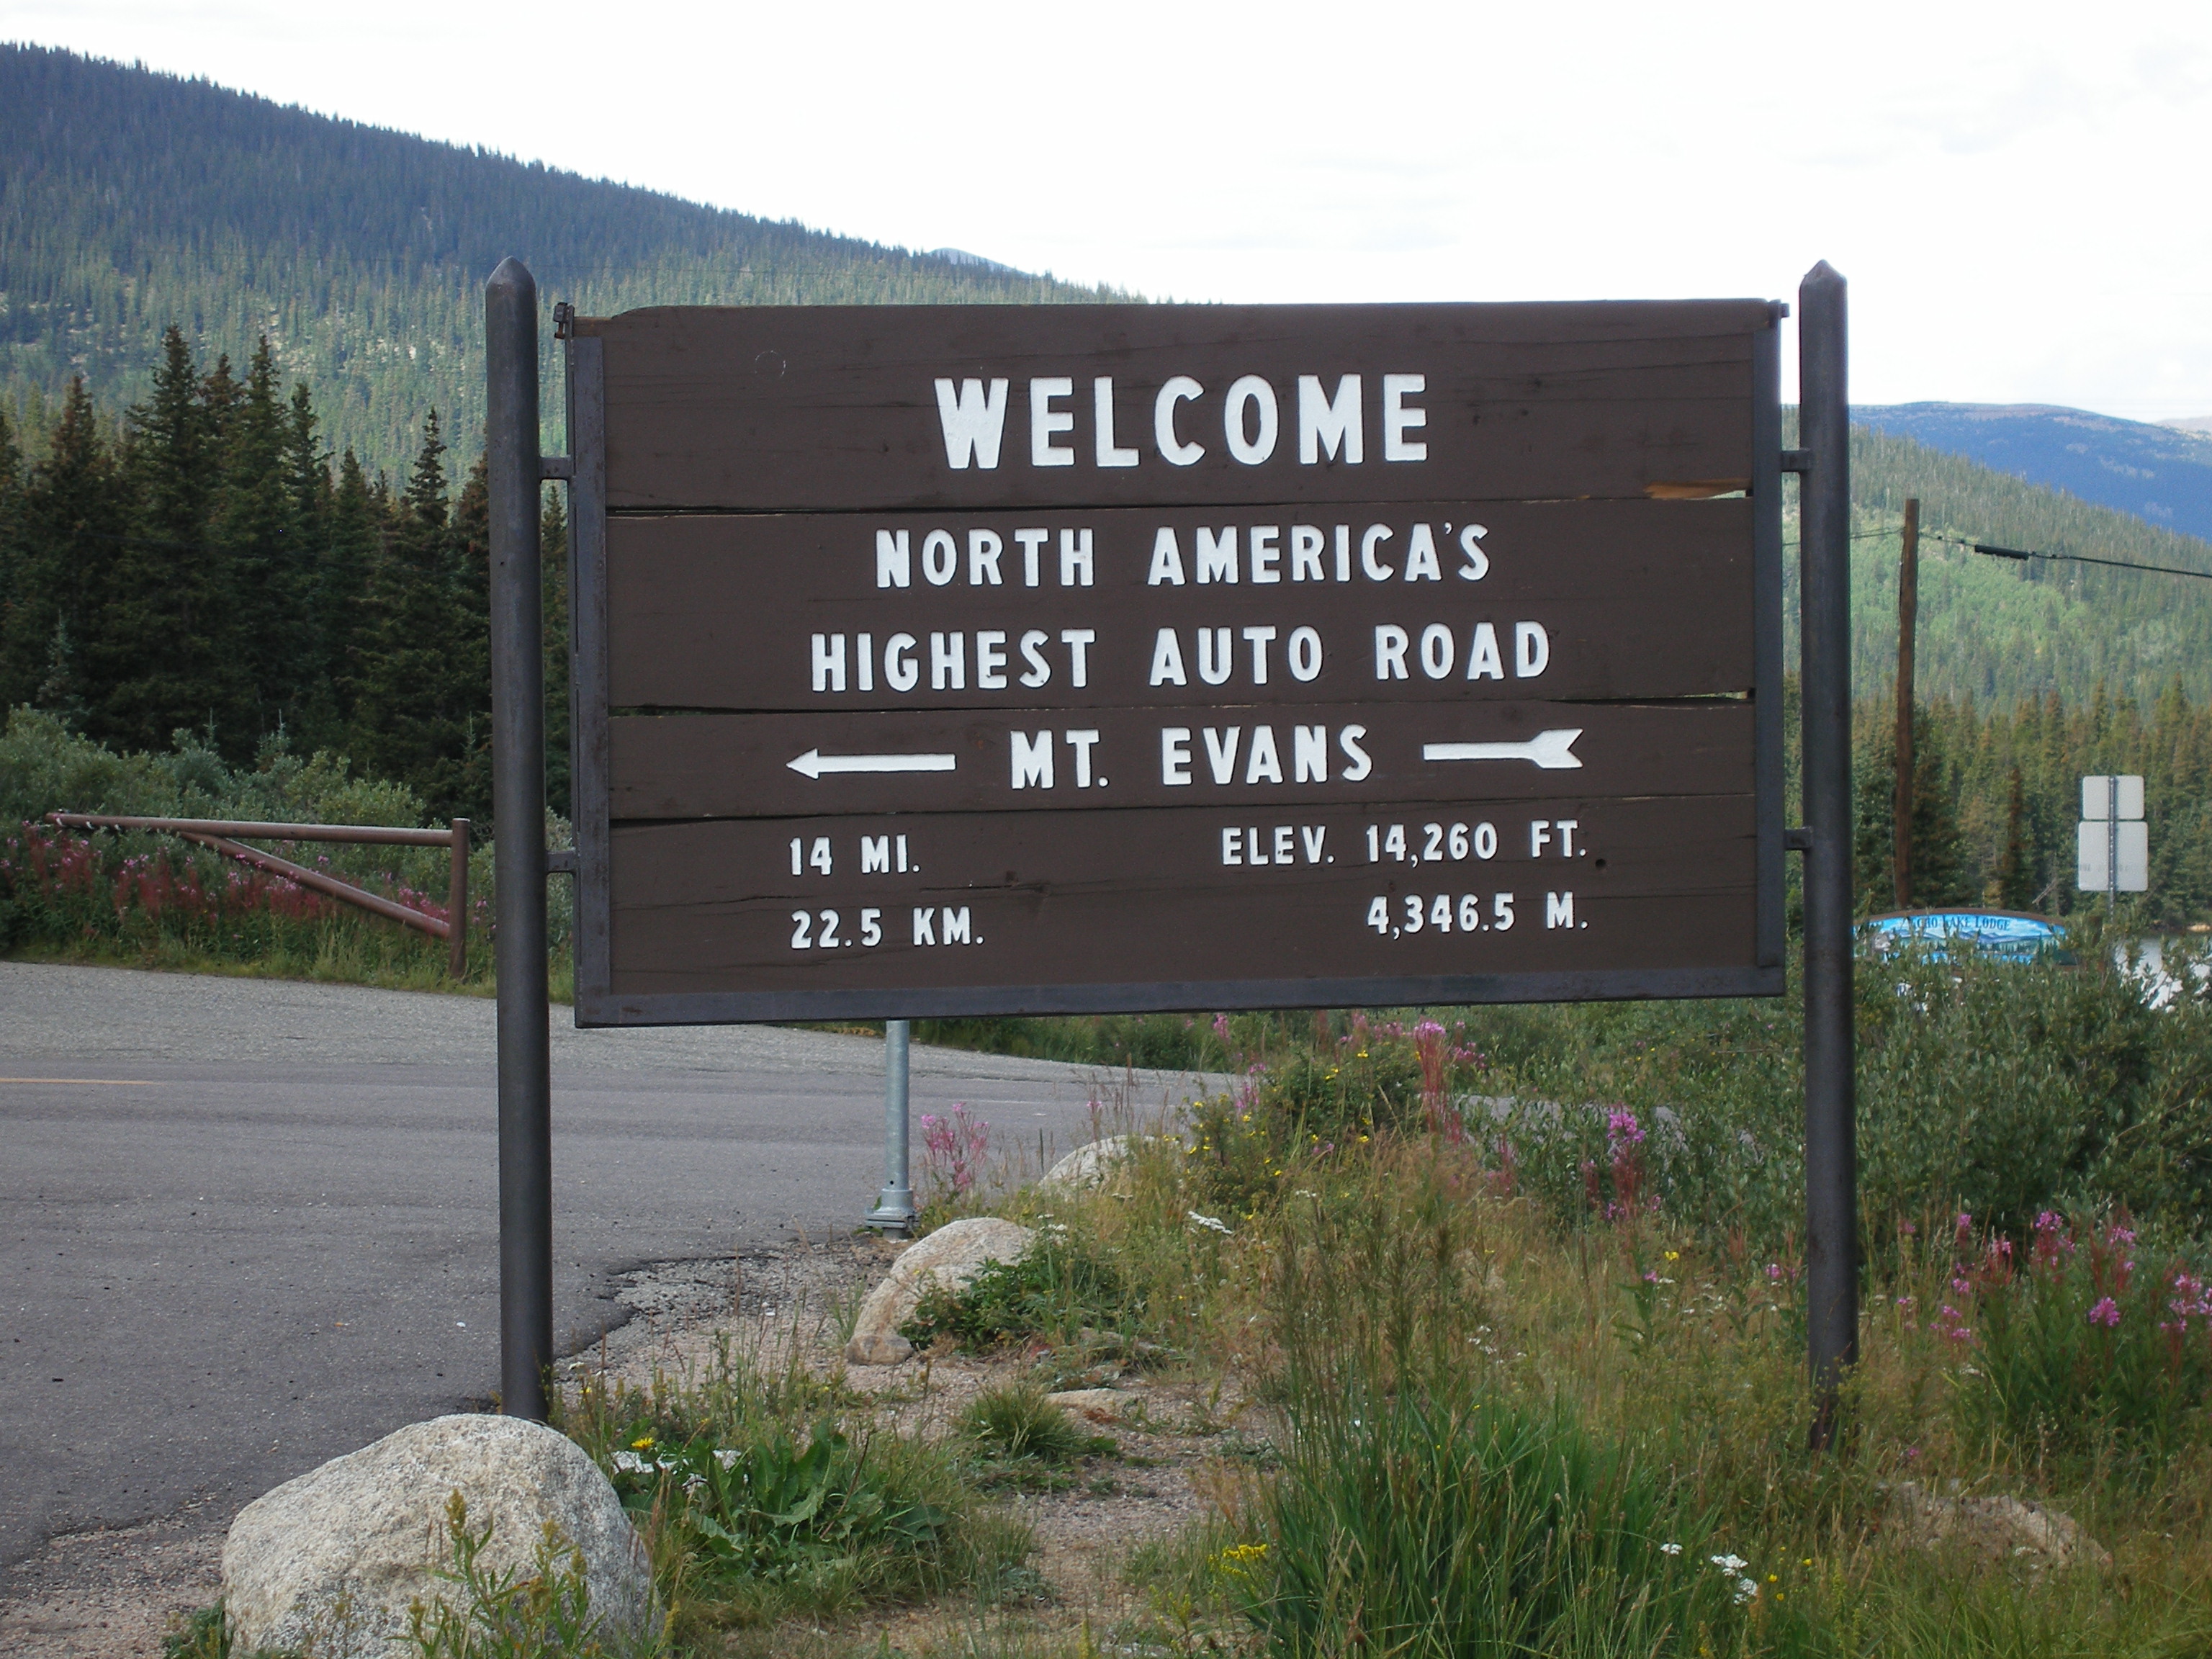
[[868, 1020, 917, 1233], [485, 257, 554, 1421], [1797, 261, 1857, 1450]]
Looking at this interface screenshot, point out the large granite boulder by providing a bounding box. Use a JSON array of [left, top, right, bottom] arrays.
[[845, 1216, 1035, 1366], [1036, 1134, 1139, 1194], [1886, 1481, 2111, 1573], [222, 1413, 652, 1658]]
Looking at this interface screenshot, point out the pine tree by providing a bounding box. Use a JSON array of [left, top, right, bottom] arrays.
[[86, 328, 231, 752], [281, 380, 338, 745], [1992, 767, 2034, 909], [439, 453, 493, 822], [6, 379, 120, 712], [210, 338, 305, 754], [351, 412, 464, 806], [323, 447, 379, 732]]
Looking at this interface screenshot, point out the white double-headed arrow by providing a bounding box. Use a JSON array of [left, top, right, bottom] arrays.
[[787, 748, 957, 779], [1422, 729, 1583, 770]]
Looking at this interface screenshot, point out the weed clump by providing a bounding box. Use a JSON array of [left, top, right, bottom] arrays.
[[554, 1341, 1008, 1634], [901, 1236, 1135, 1354], [961, 1383, 1113, 1465]]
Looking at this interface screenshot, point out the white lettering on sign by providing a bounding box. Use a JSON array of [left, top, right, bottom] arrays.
[[934, 378, 1009, 469], [876, 525, 1095, 588], [923, 530, 957, 585], [1220, 824, 1333, 866], [1457, 524, 1489, 580], [1224, 376, 1280, 465], [1017, 527, 1048, 586], [969, 530, 1004, 585], [1382, 374, 1428, 461], [936, 371, 1427, 471], [1156, 377, 1205, 466], [1196, 527, 1237, 584], [1030, 377, 1075, 467], [1298, 375, 1362, 464], [976, 630, 1008, 688], [876, 529, 911, 587], [1094, 378, 1139, 467], [1162, 724, 1370, 788], [1011, 731, 1054, 789], [1372, 622, 1549, 681]]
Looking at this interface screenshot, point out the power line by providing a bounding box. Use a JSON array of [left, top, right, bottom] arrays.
[[1844, 522, 2212, 583], [1961, 539, 2212, 584]]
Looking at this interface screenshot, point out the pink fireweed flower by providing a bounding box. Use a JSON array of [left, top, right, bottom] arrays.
[[2088, 1297, 2121, 1328]]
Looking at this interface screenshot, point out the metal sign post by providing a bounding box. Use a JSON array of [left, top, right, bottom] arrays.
[[1796, 261, 1856, 1452], [485, 258, 554, 1421], [868, 1020, 917, 1233]]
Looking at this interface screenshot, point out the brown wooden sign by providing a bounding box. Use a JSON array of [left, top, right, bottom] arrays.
[[560, 301, 1785, 1023]]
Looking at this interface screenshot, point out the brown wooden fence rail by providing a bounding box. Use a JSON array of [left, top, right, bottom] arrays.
[[48, 814, 472, 978]]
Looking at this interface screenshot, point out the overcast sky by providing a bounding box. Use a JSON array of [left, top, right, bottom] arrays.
[[6, 0, 2207, 418]]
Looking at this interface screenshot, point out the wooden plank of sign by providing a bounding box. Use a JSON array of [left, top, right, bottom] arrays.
[[573, 302, 1770, 511], [606, 794, 1754, 997], [606, 498, 1753, 710], [608, 700, 1751, 821]]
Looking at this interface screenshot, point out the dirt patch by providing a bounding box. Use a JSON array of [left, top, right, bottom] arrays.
[[0, 1498, 225, 1659]]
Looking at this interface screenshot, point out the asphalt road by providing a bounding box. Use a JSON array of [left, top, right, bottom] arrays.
[[0, 963, 1215, 1571]]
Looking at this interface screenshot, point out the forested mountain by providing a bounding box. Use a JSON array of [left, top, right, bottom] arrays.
[[1856, 403, 2212, 541], [1790, 426, 2212, 709], [0, 45, 1114, 478]]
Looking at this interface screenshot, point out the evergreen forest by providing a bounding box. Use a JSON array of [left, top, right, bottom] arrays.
[[0, 331, 567, 825], [0, 45, 1118, 481]]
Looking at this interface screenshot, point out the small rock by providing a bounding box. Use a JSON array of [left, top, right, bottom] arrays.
[[1886, 1481, 2111, 1573], [1037, 1135, 1138, 1193], [845, 1215, 1035, 1366], [1046, 1387, 1140, 1423], [222, 1413, 652, 1659]]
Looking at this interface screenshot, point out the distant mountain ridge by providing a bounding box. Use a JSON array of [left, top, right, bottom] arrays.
[[0, 45, 1114, 475], [1853, 403, 2212, 541]]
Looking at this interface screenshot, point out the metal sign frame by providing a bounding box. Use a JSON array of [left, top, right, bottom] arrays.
[[489, 264, 1853, 1444], [557, 307, 1787, 1029]]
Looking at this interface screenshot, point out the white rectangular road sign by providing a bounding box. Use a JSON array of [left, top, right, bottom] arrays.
[[2078, 819, 2149, 892], [2082, 774, 2145, 820]]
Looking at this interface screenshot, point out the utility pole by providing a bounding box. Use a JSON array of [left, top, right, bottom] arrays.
[[1894, 498, 1919, 910]]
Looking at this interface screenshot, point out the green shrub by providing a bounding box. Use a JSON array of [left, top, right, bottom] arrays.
[[902, 1236, 1135, 1353], [961, 1383, 1111, 1464], [557, 1344, 989, 1626]]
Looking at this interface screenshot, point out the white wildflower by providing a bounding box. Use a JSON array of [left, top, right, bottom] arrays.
[[1709, 1554, 1748, 1573], [1187, 1211, 1233, 1234], [1660, 1542, 1683, 1556]]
